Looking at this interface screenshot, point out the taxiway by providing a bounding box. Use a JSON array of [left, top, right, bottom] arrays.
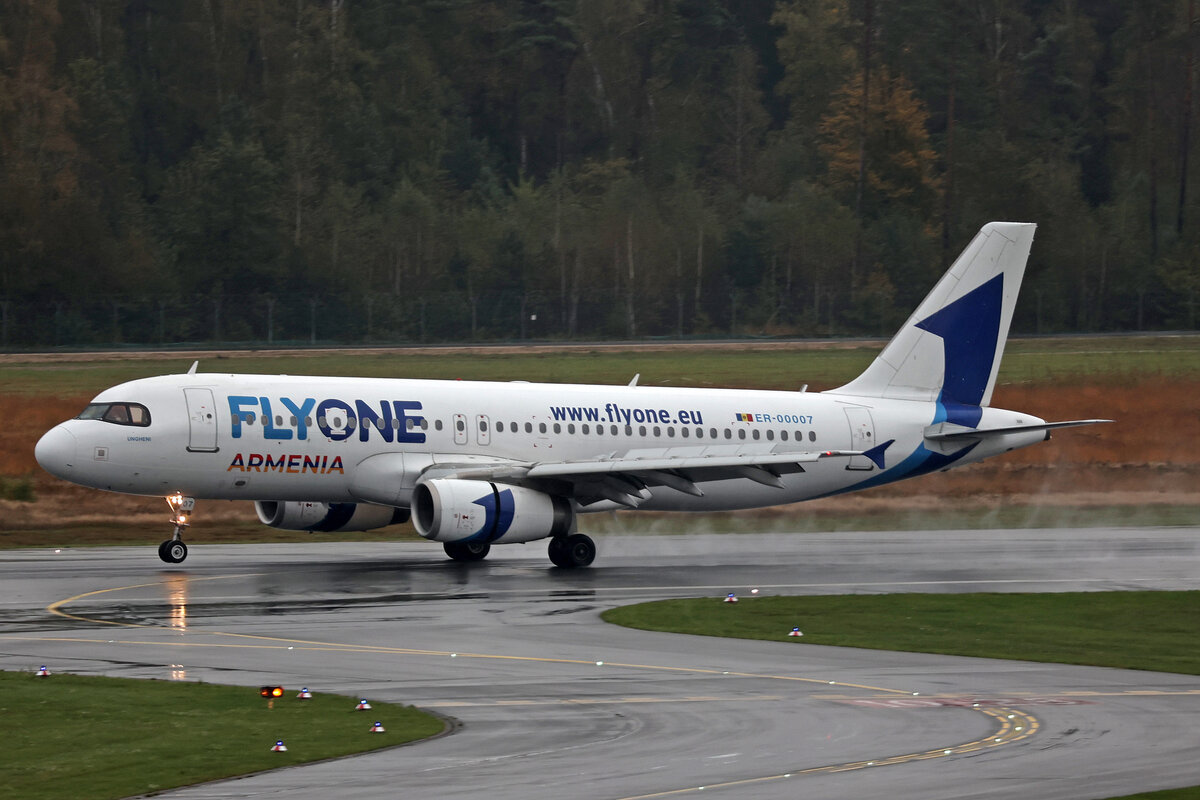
[[1, 528, 1198, 800]]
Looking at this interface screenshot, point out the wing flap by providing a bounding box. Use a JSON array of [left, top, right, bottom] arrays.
[[438, 440, 895, 487]]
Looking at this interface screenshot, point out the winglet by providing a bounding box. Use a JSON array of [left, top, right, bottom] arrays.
[[864, 439, 894, 470], [187, 360, 199, 375]]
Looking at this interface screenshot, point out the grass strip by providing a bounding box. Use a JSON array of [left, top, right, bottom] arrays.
[[601, 591, 1200, 675], [0, 671, 444, 800], [3, 334, 1200, 396]]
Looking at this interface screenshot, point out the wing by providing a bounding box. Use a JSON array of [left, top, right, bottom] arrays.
[[426, 440, 895, 509]]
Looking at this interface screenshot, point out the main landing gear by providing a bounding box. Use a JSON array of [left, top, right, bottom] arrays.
[[442, 533, 597, 568], [443, 541, 491, 562], [547, 533, 596, 569], [159, 494, 194, 564]]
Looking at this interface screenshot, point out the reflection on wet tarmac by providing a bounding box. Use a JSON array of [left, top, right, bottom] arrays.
[[165, 575, 188, 631]]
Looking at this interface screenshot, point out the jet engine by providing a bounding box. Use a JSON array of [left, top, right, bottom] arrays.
[[412, 479, 574, 544], [254, 501, 408, 532]]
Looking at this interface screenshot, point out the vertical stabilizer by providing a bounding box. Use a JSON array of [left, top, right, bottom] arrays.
[[828, 222, 1035, 416]]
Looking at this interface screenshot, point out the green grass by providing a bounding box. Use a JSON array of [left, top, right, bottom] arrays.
[[1118, 790, 1200, 800], [602, 591, 1200, 675], [0, 671, 445, 800], [0, 475, 34, 501], [4, 333, 1200, 396]]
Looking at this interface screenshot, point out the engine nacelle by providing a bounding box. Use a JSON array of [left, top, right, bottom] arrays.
[[254, 501, 408, 532], [412, 479, 574, 544]]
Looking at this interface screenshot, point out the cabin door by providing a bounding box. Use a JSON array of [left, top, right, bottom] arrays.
[[843, 407, 876, 470], [184, 388, 219, 453]]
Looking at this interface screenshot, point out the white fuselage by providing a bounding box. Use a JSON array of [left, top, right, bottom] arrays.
[[36, 372, 1047, 513]]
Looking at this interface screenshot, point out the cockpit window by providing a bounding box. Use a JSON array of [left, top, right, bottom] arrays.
[[77, 403, 151, 427]]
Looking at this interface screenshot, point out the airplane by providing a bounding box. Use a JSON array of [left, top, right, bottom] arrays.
[[35, 222, 1107, 568]]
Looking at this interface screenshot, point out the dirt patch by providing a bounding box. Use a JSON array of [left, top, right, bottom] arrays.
[[3, 376, 1196, 534]]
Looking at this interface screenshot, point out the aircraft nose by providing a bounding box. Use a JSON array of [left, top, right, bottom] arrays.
[[35, 425, 77, 479]]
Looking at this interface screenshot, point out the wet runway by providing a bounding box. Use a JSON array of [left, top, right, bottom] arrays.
[[2, 528, 1199, 800]]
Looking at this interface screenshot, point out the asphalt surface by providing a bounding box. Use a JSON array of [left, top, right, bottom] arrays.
[[1, 528, 1198, 800]]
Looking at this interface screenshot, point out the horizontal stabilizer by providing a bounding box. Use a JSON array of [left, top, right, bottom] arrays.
[[924, 419, 1112, 441]]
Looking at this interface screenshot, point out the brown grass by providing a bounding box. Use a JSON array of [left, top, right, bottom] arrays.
[[0, 394, 92, 475]]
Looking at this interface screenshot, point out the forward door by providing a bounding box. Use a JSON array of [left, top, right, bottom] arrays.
[[184, 388, 219, 453]]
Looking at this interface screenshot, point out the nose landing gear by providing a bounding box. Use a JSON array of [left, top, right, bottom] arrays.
[[160, 494, 194, 564]]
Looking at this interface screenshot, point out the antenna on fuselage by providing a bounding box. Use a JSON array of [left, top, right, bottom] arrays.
[[187, 360, 199, 375], [628, 373, 640, 387]]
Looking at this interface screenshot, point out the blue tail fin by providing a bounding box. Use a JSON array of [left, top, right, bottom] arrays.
[[829, 222, 1035, 412]]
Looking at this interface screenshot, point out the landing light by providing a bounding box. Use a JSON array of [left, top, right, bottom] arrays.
[[260, 685, 284, 698]]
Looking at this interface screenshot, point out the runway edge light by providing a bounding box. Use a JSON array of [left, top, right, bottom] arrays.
[[297, 687, 313, 699], [35, 665, 50, 677], [271, 740, 288, 752], [724, 593, 738, 604], [788, 627, 803, 637], [355, 698, 372, 711], [369, 721, 386, 733]]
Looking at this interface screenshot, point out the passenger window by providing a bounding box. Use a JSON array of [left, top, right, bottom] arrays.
[[667, 427, 676, 438], [434, 420, 443, 431], [809, 431, 816, 442], [567, 424, 575, 434], [752, 430, 760, 440], [724, 429, 732, 439], [526, 422, 533, 433], [766, 430, 774, 441], [681, 427, 689, 438], [738, 429, 746, 440], [553, 423, 561, 434], [710, 428, 718, 438], [582, 424, 589, 434], [539, 423, 547, 433], [638, 425, 646, 436], [781, 431, 789, 441], [653, 426, 661, 437]]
